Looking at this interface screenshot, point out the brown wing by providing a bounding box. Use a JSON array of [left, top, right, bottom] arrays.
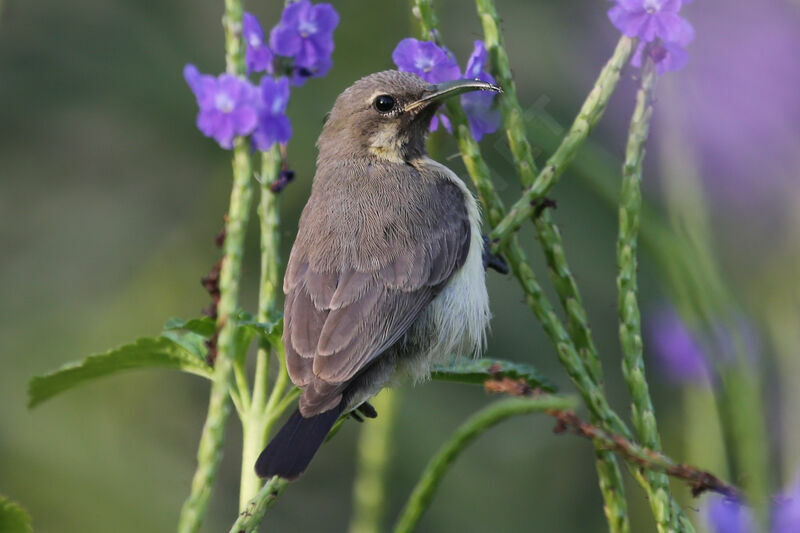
[[283, 172, 471, 416]]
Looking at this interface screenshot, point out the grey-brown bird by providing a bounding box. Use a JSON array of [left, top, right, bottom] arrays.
[[255, 70, 502, 479]]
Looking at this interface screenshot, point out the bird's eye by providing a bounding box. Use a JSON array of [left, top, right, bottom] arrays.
[[373, 94, 396, 113]]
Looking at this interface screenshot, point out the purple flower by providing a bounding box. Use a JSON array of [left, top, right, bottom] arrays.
[[647, 307, 710, 383], [392, 38, 500, 140], [430, 114, 452, 134], [252, 76, 292, 151], [773, 477, 800, 533], [392, 38, 461, 83], [705, 474, 800, 533], [608, 0, 694, 44], [184, 64, 259, 149], [706, 496, 755, 533], [608, 0, 694, 75], [243, 13, 274, 75], [631, 40, 688, 74], [270, 1, 339, 86], [460, 41, 501, 141]]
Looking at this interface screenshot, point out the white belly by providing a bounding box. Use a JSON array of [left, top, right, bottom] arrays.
[[400, 159, 492, 382]]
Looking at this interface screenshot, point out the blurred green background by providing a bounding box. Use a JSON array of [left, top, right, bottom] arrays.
[[2, 0, 798, 531]]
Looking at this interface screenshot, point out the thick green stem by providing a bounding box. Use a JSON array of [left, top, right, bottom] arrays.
[[348, 390, 399, 533], [229, 476, 289, 533], [179, 137, 254, 533], [616, 59, 676, 532], [490, 37, 634, 249], [475, 2, 629, 529], [393, 395, 578, 533], [238, 146, 283, 511]]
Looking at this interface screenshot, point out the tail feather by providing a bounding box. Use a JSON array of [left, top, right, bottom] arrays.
[[255, 404, 344, 480]]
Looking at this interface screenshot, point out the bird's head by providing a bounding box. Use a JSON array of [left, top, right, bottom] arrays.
[[317, 70, 501, 164]]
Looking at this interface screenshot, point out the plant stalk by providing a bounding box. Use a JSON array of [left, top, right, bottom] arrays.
[[616, 58, 677, 532], [393, 395, 578, 533], [238, 146, 283, 510], [177, 2, 251, 529]]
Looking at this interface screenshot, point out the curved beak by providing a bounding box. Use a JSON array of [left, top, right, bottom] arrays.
[[404, 79, 502, 113]]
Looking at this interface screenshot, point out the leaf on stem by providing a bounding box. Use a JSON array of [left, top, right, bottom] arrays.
[[431, 358, 556, 392], [0, 496, 33, 533], [27, 337, 213, 408]]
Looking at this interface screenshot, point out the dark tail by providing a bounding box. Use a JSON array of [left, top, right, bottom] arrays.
[[255, 404, 344, 480]]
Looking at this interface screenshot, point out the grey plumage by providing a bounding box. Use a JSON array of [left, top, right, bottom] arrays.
[[256, 70, 499, 479]]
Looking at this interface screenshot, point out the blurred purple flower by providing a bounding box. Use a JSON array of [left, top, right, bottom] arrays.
[[270, 0, 339, 86], [647, 307, 709, 383], [631, 41, 688, 75], [705, 474, 800, 533], [392, 38, 500, 140], [706, 496, 755, 533], [430, 114, 452, 134], [252, 76, 292, 151], [184, 64, 259, 149], [243, 13, 274, 75], [667, 1, 800, 209], [608, 0, 694, 43], [773, 477, 800, 533]]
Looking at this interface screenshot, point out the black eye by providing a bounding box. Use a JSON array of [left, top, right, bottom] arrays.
[[373, 94, 396, 113]]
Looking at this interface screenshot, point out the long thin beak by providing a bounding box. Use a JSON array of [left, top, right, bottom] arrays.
[[404, 79, 502, 113]]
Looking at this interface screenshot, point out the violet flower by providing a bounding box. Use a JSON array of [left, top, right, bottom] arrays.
[[392, 38, 500, 140], [607, 0, 694, 74], [774, 478, 800, 533], [631, 40, 688, 75], [392, 38, 461, 84], [461, 41, 501, 141], [243, 12, 274, 75], [647, 307, 710, 384], [252, 76, 292, 151], [607, 0, 693, 43], [706, 496, 756, 533], [705, 475, 800, 533], [270, 0, 339, 86], [184, 64, 259, 149]]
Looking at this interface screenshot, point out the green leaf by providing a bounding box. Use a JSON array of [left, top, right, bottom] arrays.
[[28, 337, 213, 408], [0, 495, 33, 533], [164, 314, 283, 345], [431, 358, 557, 392], [164, 316, 216, 337]]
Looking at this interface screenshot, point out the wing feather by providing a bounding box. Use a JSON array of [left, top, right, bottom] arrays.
[[283, 166, 474, 416]]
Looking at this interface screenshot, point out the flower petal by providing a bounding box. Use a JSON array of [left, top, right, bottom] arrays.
[[464, 40, 488, 79]]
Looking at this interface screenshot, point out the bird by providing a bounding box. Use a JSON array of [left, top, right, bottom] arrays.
[[255, 70, 503, 480]]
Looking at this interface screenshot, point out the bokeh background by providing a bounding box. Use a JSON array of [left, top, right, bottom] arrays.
[[2, 0, 799, 531]]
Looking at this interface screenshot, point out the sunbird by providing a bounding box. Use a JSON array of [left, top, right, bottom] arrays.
[[256, 70, 503, 479]]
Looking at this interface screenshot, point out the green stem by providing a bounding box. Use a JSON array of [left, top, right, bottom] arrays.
[[475, 2, 629, 529], [178, 2, 251, 528], [348, 390, 399, 533], [490, 36, 634, 249], [229, 476, 289, 533], [179, 136, 254, 533], [392, 395, 578, 533], [616, 59, 676, 532], [238, 146, 284, 511]]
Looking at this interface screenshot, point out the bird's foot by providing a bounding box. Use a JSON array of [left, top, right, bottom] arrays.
[[482, 235, 510, 275], [357, 402, 378, 419]]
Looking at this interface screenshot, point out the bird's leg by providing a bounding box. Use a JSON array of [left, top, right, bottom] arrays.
[[350, 411, 364, 423], [482, 235, 510, 274]]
